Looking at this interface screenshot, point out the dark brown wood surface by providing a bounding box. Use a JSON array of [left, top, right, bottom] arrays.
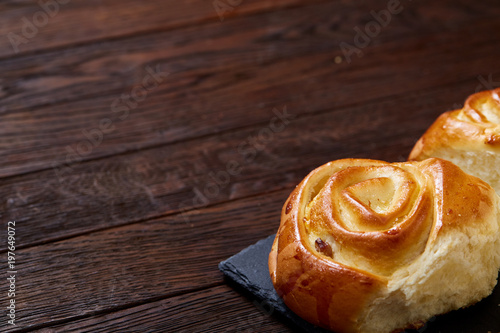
[[1, 0, 499, 332]]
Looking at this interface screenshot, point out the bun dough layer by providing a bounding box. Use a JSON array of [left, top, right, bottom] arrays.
[[269, 158, 500, 333]]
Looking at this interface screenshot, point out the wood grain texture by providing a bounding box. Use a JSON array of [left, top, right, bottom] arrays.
[[2, 1, 500, 332], [32, 285, 294, 333], [0, 189, 289, 331], [0, 0, 325, 59], [1, 77, 493, 252], [2, 0, 500, 177]]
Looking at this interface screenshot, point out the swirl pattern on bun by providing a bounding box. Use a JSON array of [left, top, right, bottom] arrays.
[[409, 88, 500, 193], [269, 158, 500, 333]]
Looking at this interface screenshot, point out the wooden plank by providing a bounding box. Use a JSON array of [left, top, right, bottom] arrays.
[[0, 78, 491, 252], [0, 0, 325, 59], [30, 285, 292, 333], [2, 0, 497, 115], [1, 0, 358, 114], [1, 3, 500, 177], [0, 190, 290, 331]]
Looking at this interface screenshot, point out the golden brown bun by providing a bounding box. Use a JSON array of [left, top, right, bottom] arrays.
[[409, 88, 500, 193], [269, 158, 500, 333]]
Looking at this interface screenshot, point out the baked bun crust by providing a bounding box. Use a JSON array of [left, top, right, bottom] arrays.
[[409, 88, 500, 193], [269, 158, 500, 333]]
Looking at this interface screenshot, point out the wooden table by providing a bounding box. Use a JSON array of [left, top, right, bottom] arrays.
[[1, 0, 499, 331]]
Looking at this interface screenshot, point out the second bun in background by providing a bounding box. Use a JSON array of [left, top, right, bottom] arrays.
[[409, 88, 500, 193]]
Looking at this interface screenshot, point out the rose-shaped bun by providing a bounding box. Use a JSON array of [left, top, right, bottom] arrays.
[[409, 88, 500, 193], [269, 158, 500, 333]]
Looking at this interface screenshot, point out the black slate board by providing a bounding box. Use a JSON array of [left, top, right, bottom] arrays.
[[219, 235, 500, 333]]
